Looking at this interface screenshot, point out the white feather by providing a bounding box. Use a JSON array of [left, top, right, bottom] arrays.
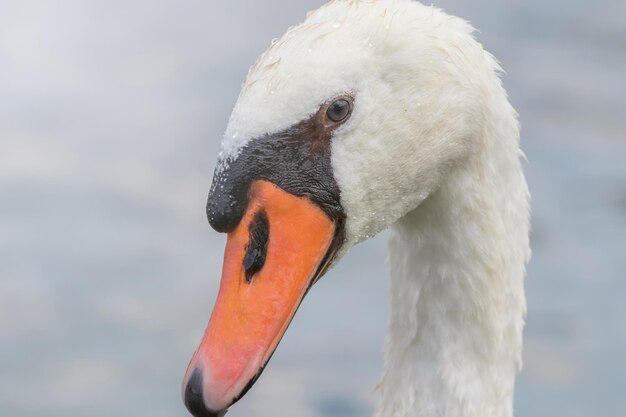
[[220, 1, 531, 416]]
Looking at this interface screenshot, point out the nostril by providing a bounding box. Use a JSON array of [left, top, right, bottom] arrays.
[[243, 210, 269, 283], [184, 368, 226, 417]]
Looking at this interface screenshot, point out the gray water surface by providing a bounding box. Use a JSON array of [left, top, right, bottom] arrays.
[[1, 1, 625, 416]]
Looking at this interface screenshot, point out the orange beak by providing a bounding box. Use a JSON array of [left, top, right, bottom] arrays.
[[183, 180, 336, 414]]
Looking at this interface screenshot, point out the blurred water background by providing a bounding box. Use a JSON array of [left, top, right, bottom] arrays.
[[1, 1, 625, 416]]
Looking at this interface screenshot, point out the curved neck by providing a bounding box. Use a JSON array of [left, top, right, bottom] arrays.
[[376, 98, 530, 417]]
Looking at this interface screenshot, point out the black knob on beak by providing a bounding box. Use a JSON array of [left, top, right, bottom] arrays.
[[206, 164, 250, 234]]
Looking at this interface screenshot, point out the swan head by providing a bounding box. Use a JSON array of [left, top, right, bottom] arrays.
[[183, 1, 495, 415]]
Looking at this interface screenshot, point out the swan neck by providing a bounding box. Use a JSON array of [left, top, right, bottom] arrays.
[[377, 109, 530, 417]]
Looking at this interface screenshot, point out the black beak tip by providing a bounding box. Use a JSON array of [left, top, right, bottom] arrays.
[[184, 368, 227, 417]]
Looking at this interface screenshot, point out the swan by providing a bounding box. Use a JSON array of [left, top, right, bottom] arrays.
[[182, 1, 531, 416]]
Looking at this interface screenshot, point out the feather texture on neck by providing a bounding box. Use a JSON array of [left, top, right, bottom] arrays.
[[378, 84, 530, 417]]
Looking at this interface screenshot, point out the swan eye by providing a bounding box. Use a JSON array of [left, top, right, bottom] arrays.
[[326, 99, 351, 123]]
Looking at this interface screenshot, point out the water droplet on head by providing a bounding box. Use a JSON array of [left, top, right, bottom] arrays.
[[271, 38, 278, 45], [332, 22, 341, 29]]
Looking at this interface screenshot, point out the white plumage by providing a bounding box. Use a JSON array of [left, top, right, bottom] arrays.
[[219, 1, 531, 416]]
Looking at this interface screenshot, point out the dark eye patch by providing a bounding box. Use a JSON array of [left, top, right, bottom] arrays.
[[207, 93, 354, 235]]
